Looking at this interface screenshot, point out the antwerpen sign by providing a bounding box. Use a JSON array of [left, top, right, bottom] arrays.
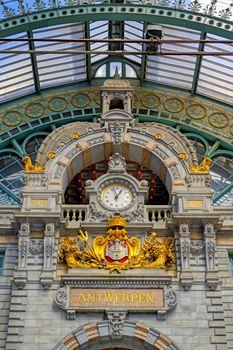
[[54, 285, 177, 320], [69, 288, 164, 309]]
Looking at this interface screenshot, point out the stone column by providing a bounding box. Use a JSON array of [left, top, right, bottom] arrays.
[[204, 222, 219, 289], [179, 223, 193, 289], [14, 223, 30, 288], [40, 223, 55, 288]]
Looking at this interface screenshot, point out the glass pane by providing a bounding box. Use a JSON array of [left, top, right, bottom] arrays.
[[125, 64, 137, 78], [197, 33, 233, 104], [146, 25, 199, 89], [110, 62, 122, 77], [33, 23, 86, 88], [95, 64, 107, 77], [0, 33, 35, 102]]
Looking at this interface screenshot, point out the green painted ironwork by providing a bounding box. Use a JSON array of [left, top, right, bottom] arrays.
[[27, 29, 41, 93], [0, 5, 233, 39], [191, 31, 206, 95], [0, 181, 21, 203], [213, 182, 233, 203]]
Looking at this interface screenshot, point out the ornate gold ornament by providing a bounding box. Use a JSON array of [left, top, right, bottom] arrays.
[[58, 215, 175, 273], [189, 156, 212, 173], [22, 155, 44, 173], [178, 152, 186, 159], [48, 152, 56, 159], [72, 132, 79, 139], [154, 133, 162, 140]]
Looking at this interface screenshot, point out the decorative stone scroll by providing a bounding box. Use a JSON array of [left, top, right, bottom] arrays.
[[14, 223, 30, 288], [204, 222, 219, 289], [40, 223, 55, 289], [54, 284, 177, 320], [179, 223, 193, 289]]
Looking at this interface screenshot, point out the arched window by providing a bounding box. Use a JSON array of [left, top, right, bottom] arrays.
[[95, 62, 137, 78], [109, 98, 124, 110]]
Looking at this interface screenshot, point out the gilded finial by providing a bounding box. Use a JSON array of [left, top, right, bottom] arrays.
[[113, 66, 120, 80], [22, 155, 44, 173], [189, 156, 212, 173]]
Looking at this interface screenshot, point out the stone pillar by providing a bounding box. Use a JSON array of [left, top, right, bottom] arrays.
[[14, 223, 30, 288], [204, 222, 219, 289], [179, 223, 193, 289], [40, 223, 55, 288]]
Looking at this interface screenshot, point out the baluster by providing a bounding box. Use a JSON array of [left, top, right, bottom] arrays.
[[157, 210, 162, 222], [78, 210, 82, 222], [151, 210, 155, 222], [72, 209, 76, 221]]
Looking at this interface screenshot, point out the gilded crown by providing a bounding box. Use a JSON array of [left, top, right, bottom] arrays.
[[108, 215, 127, 228]]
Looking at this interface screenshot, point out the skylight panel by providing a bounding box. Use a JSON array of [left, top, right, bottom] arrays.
[[0, 33, 35, 102], [90, 21, 108, 63], [145, 25, 200, 89], [124, 21, 143, 64], [33, 23, 86, 88], [197, 34, 233, 105]]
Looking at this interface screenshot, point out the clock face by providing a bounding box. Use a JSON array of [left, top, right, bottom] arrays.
[[101, 184, 132, 210]]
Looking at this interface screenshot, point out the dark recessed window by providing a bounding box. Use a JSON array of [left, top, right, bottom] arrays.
[[0, 252, 4, 275], [229, 253, 233, 275]]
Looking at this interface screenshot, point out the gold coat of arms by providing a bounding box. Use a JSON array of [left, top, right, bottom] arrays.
[[58, 216, 174, 273]]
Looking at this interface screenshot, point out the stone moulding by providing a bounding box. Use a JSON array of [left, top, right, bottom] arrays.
[[54, 278, 177, 320]]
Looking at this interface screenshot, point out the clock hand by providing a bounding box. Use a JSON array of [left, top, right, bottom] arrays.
[[112, 187, 118, 200], [116, 188, 123, 199]]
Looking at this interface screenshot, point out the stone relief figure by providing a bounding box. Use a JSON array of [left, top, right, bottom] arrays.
[[108, 153, 127, 173], [126, 202, 145, 222], [87, 202, 110, 222]]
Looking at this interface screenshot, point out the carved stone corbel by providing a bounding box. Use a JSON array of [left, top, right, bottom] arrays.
[[179, 223, 193, 289], [204, 223, 219, 289], [14, 223, 30, 288], [40, 223, 55, 289], [106, 311, 127, 338]]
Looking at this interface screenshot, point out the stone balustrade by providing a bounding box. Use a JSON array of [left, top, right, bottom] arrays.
[[146, 205, 172, 223], [62, 205, 87, 226]]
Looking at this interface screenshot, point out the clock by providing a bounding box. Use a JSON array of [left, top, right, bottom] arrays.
[[100, 184, 133, 210]]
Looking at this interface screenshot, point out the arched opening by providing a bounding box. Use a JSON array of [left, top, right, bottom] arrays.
[[53, 321, 181, 350], [109, 98, 124, 110], [64, 160, 169, 205]]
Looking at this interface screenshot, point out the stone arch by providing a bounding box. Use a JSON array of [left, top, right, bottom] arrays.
[[36, 121, 194, 197], [53, 320, 180, 350]]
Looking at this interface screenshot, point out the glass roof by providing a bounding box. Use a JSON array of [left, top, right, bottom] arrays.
[[1, 10, 232, 105], [0, 0, 232, 206]]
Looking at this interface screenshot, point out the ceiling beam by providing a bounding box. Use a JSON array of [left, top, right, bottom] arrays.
[[85, 22, 91, 82], [27, 30, 41, 93], [1, 48, 232, 56], [191, 31, 206, 95], [140, 22, 147, 85]]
